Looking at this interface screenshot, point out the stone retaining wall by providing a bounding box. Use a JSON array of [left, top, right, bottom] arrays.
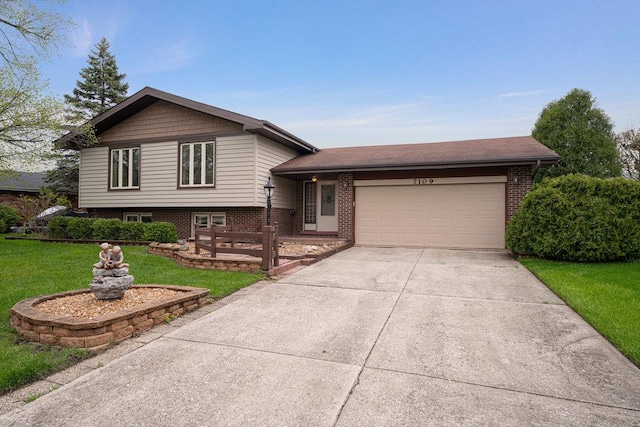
[[10, 285, 210, 350], [148, 243, 263, 273]]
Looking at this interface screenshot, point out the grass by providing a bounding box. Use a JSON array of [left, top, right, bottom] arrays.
[[0, 236, 265, 394], [521, 258, 640, 367]]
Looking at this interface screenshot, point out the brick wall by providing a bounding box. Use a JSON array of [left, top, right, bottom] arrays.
[[293, 181, 304, 235], [90, 206, 293, 239], [506, 166, 533, 222], [337, 173, 354, 241]]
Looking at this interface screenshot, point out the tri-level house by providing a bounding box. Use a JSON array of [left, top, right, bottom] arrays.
[[73, 87, 560, 249]]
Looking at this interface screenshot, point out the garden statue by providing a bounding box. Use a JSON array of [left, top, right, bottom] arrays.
[[90, 243, 134, 300]]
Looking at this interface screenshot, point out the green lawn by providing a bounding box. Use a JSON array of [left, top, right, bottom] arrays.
[[0, 236, 265, 394], [521, 258, 640, 367]]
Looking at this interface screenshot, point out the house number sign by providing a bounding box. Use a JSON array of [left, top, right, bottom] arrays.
[[413, 178, 434, 185]]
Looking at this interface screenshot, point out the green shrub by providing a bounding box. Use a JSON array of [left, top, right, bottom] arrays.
[[119, 221, 146, 241], [144, 222, 177, 243], [92, 218, 124, 241], [506, 174, 640, 262], [47, 217, 72, 238], [0, 219, 6, 233], [66, 218, 95, 240], [0, 204, 20, 231]]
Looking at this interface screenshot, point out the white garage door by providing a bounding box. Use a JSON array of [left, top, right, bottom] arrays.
[[355, 181, 506, 249]]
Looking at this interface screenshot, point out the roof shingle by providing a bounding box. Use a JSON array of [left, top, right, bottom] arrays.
[[272, 136, 559, 174]]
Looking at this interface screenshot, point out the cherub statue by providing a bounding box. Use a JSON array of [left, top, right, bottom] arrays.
[[93, 242, 111, 268], [107, 245, 130, 269]]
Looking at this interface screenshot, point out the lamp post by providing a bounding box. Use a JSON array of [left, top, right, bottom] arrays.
[[264, 177, 275, 226]]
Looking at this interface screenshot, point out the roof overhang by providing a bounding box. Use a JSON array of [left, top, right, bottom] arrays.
[[57, 87, 318, 154]]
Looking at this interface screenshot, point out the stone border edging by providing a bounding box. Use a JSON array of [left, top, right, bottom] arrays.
[[148, 243, 264, 273], [10, 285, 210, 350]]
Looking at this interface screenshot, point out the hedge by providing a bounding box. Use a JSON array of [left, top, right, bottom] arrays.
[[143, 222, 178, 243], [506, 174, 640, 262], [0, 204, 20, 232], [46, 217, 178, 243], [66, 217, 95, 240]]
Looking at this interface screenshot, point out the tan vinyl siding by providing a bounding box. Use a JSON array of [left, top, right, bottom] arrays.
[[79, 135, 257, 208], [98, 101, 243, 143], [256, 135, 298, 208], [78, 146, 109, 207]]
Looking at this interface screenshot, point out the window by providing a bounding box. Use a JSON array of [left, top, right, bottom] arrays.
[[111, 147, 140, 189], [124, 212, 152, 223], [191, 212, 226, 238], [304, 182, 317, 224], [180, 141, 215, 187]]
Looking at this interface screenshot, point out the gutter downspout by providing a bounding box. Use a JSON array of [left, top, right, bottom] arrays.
[[531, 159, 542, 182]]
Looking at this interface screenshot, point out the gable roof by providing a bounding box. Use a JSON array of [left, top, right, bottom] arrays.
[[0, 172, 46, 192], [272, 136, 560, 175], [63, 87, 318, 154]]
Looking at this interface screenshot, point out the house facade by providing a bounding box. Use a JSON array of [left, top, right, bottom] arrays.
[[75, 87, 560, 249]]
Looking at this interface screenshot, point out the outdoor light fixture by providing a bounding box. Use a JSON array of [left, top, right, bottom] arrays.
[[264, 177, 275, 226], [513, 176, 519, 185], [311, 176, 318, 182]]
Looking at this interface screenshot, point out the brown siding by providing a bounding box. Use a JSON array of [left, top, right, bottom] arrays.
[[352, 167, 507, 180], [98, 101, 243, 143]]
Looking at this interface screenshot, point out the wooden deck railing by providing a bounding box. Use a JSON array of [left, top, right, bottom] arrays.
[[194, 223, 279, 271]]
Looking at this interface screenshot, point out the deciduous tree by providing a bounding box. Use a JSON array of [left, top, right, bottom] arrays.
[[617, 128, 640, 181], [0, 0, 72, 172], [532, 88, 622, 181]]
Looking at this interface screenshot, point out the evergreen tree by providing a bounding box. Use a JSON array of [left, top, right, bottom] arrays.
[[532, 88, 622, 182], [47, 38, 127, 194], [64, 37, 129, 122]]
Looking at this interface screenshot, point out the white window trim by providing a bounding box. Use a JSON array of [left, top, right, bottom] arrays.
[[111, 147, 140, 189], [180, 141, 215, 187], [123, 212, 152, 222], [191, 212, 226, 239]]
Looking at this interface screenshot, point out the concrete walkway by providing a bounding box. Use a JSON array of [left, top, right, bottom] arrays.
[[2, 247, 639, 426]]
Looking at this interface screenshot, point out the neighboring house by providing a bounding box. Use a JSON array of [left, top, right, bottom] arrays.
[[72, 87, 560, 249], [0, 172, 46, 209]]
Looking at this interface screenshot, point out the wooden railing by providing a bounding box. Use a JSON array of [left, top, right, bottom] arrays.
[[194, 223, 279, 271]]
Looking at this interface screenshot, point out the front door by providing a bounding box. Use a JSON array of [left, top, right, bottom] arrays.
[[303, 181, 338, 232]]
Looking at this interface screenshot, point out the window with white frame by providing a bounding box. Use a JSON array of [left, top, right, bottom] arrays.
[[180, 141, 215, 187], [191, 212, 226, 237], [124, 212, 152, 223], [111, 147, 140, 189]]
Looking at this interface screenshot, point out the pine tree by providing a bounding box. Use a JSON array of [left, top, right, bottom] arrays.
[[47, 38, 128, 194], [64, 37, 129, 122]]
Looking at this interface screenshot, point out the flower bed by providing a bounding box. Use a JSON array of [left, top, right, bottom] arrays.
[[10, 285, 210, 350]]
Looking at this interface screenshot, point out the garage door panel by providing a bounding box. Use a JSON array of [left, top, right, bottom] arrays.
[[355, 183, 505, 249]]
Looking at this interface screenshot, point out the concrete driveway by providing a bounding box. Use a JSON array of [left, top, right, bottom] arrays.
[[2, 247, 640, 425]]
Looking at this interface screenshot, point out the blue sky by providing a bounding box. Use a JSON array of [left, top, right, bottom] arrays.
[[40, 0, 640, 148]]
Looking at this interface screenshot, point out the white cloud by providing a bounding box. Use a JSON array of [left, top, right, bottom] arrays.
[[133, 39, 196, 74], [498, 90, 542, 99], [69, 18, 93, 56]]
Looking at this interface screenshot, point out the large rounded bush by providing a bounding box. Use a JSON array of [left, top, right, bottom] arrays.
[[506, 174, 640, 262], [144, 222, 178, 243], [0, 204, 20, 231]]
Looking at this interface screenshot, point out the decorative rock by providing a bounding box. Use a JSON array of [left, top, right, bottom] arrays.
[[90, 275, 134, 300], [91, 266, 133, 300], [92, 267, 129, 278]]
